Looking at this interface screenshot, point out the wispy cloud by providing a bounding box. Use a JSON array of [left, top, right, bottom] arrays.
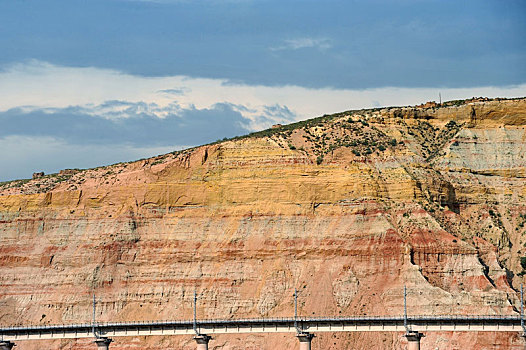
[[271, 37, 333, 51], [157, 87, 191, 96]]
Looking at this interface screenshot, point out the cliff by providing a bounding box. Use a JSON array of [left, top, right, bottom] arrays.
[[1, 98, 526, 349]]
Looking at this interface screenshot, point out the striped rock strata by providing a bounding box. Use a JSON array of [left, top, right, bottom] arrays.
[[0, 98, 525, 349]]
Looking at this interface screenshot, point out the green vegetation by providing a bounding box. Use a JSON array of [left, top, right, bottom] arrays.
[[202, 105, 394, 147], [4, 179, 31, 188], [443, 99, 466, 107], [517, 213, 526, 230]]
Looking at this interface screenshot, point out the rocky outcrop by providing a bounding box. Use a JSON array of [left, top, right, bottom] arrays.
[[0, 98, 525, 349]]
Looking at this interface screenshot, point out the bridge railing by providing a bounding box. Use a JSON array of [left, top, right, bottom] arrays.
[[0, 314, 521, 332]]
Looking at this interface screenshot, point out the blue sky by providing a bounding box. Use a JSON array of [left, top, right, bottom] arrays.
[[0, 0, 525, 181]]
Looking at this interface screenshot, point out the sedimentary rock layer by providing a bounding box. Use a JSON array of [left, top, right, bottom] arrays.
[[1, 98, 525, 349]]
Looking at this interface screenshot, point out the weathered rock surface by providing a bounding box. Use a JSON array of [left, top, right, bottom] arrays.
[[1, 98, 526, 349]]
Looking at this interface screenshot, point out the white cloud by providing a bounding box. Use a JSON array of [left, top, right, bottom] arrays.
[[271, 37, 333, 51], [157, 87, 191, 96], [1, 60, 525, 131]]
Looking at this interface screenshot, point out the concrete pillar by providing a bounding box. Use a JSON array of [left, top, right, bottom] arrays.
[[94, 337, 112, 350], [297, 332, 314, 350], [194, 334, 211, 350], [0, 341, 15, 350], [405, 331, 424, 350]]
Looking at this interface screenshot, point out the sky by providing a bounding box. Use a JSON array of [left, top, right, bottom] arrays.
[[0, 0, 525, 181]]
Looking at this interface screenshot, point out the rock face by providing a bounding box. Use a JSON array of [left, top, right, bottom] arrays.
[[1, 98, 526, 349]]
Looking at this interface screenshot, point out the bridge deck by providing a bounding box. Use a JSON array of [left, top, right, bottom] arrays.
[[0, 315, 523, 341]]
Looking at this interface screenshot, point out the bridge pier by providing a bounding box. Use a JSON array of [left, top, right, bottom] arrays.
[[94, 337, 112, 350], [0, 341, 15, 350], [297, 332, 314, 350], [405, 331, 424, 350], [194, 334, 211, 350]]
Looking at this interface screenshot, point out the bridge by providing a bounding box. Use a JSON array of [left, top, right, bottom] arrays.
[[1, 315, 526, 349], [1, 288, 526, 350]]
